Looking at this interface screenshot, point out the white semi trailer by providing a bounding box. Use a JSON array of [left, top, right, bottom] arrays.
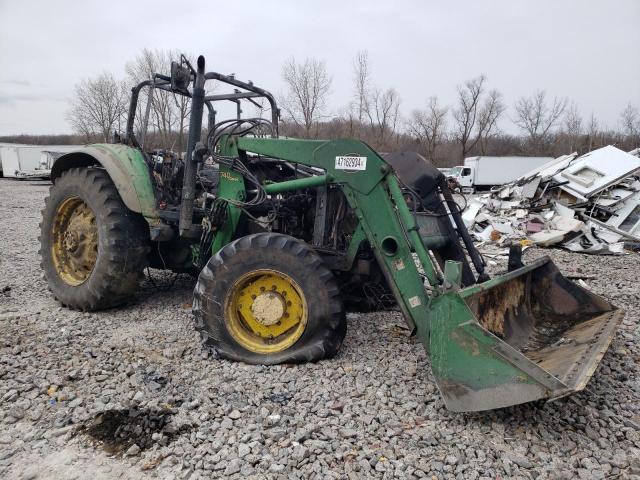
[[451, 156, 553, 191]]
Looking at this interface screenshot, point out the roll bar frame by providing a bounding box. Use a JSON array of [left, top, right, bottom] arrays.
[[124, 68, 279, 149]]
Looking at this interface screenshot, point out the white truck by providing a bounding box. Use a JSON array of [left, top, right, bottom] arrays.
[[450, 156, 553, 191]]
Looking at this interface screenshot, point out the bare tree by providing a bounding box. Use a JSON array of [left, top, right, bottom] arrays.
[[513, 90, 567, 153], [407, 96, 448, 161], [620, 103, 640, 145], [126, 48, 192, 151], [67, 72, 128, 142], [477, 89, 505, 154], [281, 57, 332, 137], [453, 76, 485, 159], [352, 50, 371, 123], [366, 88, 400, 148], [587, 112, 599, 151], [336, 106, 358, 138], [564, 101, 583, 153], [452, 76, 505, 159]]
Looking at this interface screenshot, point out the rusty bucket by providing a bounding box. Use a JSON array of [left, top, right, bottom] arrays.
[[427, 256, 624, 412]]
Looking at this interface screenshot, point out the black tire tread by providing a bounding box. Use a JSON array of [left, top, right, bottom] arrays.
[[39, 167, 149, 310], [193, 233, 346, 365]]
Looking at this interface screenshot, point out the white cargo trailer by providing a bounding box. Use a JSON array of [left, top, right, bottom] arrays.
[[0, 144, 81, 179], [451, 156, 553, 190]]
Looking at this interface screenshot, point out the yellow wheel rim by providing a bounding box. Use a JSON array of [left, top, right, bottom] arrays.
[[225, 269, 308, 354], [51, 197, 98, 286]]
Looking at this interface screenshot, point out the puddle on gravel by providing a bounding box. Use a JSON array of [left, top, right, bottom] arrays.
[[79, 407, 189, 455]]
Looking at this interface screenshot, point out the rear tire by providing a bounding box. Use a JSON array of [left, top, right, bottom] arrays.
[[39, 167, 149, 310], [193, 233, 346, 365]]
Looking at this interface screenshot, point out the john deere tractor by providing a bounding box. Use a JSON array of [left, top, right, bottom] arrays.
[[40, 56, 623, 411]]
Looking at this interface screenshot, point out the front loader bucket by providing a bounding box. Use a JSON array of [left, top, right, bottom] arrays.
[[426, 257, 623, 412]]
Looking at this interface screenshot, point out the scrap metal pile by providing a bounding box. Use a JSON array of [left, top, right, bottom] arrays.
[[463, 145, 640, 255]]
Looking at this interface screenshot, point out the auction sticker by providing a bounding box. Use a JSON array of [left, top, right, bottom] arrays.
[[335, 155, 367, 171]]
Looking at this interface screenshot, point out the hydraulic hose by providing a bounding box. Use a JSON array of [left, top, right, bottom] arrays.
[[439, 179, 489, 282]]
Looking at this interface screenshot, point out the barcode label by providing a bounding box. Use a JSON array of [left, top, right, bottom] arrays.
[[335, 156, 367, 171]]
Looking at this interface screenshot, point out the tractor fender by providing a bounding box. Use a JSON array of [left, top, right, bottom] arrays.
[[51, 144, 158, 219]]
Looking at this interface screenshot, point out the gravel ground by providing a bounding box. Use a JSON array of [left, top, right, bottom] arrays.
[[1, 177, 639, 480]]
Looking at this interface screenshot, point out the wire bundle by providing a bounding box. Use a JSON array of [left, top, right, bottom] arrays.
[[207, 118, 274, 152], [211, 153, 268, 208]]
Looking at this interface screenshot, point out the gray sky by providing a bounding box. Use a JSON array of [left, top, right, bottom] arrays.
[[0, 0, 638, 136]]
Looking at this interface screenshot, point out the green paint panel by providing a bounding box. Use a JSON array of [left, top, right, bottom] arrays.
[[89, 144, 157, 219], [263, 174, 330, 194], [237, 137, 386, 194], [211, 142, 246, 255], [426, 293, 544, 412], [53, 144, 158, 219]]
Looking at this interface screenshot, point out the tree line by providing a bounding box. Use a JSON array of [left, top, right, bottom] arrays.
[[280, 51, 639, 165], [2, 49, 638, 167]]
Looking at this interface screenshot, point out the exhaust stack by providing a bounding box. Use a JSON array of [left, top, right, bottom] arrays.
[[179, 55, 206, 236]]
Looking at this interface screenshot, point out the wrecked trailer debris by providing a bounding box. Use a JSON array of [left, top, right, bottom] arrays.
[[462, 146, 640, 255]]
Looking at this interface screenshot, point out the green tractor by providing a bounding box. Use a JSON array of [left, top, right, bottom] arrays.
[[40, 56, 623, 412]]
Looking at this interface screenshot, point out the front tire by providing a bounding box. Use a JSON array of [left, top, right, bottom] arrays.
[[193, 233, 346, 365], [39, 167, 149, 310]]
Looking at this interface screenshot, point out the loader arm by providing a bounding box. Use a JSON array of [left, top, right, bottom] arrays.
[[214, 135, 623, 412]]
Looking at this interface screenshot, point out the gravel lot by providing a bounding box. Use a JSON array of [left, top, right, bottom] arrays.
[[1, 177, 639, 479]]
